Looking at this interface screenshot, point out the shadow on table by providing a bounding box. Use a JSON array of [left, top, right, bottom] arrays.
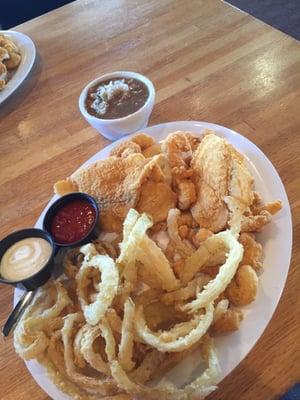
[[0, 51, 42, 123]]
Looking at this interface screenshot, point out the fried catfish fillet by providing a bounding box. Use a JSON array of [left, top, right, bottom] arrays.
[[54, 153, 174, 232], [191, 132, 254, 233], [191, 132, 231, 232]]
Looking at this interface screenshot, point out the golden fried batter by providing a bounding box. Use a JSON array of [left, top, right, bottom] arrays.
[[131, 133, 155, 150], [241, 197, 281, 233], [259, 200, 282, 215], [241, 210, 272, 233], [0, 35, 21, 90], [54, 153, 173, 232], [191, 133, 231, 232], [191, 228, 213, 248], [0, 34, 19, 52], [177, 179, 197, 210], [0, 47, 9, 61], [4, 51, 21, 69], [251, 197, 282, 216], [239, 233, 262, 270], [142, 144, 161, 158], [110, 141, 142, 158], [109, 134, 155, 158], [136, 181, 177, 223], [161, 131, 194, 170], [226, 265, 258, 306], [211, 308, 243, 334], [191, 132, 254, 233], [177, 211, 198, 228], [54, 179, 77, 196]]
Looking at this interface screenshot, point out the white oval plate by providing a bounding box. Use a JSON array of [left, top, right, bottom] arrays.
[[14, 121, 292, 399], [0, 30, 36, 104]]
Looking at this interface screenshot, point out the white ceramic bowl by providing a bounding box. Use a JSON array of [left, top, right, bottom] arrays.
[[79, 71, 155, 141]]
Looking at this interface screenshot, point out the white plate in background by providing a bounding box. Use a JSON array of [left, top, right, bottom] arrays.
[[0, 30, 36, 104], [14, 121, 292, 399]]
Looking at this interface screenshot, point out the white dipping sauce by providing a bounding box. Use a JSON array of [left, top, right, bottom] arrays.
[[0, 237, 52, 281]]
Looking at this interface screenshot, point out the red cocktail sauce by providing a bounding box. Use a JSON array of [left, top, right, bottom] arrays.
[[50, 200, 96, 244]]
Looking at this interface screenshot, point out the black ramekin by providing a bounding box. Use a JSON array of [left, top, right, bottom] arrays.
[[42, 192, 99, 248], [0, 228, 55, 291]]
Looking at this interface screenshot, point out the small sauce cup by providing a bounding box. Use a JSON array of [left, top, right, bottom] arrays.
[[79, 71, 155, 141], [0, 228, 55, 291], [43, 192, 99, 248]]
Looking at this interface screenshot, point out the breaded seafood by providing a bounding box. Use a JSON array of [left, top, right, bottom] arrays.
[[55, 149, 175, 232], [191, 131, 254, 233], [0, 34, 21, 90]]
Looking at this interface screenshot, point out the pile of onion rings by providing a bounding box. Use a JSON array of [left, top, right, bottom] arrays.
[[14, 208, 246, 400]]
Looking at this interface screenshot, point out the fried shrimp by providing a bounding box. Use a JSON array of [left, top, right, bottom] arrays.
[[131, 133, 155, 150], [142, 143, 161, 158], [192, 228, 213, 248], [211, 308, 243, 334], [161, 131, 194, 170], [177, 179, 197, 210], [239, 233, 262, 271], [161, 131, 200, 202], [226, 264, 258, 306], [110, 141, 142, 158], [241, 210, 272, 232]]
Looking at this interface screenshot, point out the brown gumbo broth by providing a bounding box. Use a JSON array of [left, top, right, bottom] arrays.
[[85, 77, 149, 119]]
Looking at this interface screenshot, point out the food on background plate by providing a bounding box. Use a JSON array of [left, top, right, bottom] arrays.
[[0, 237, 52, 281], [0, 59, 7, 90], [14, 130, 282, 399], [85, 77, 149, 119], [0, 34, 22, 90]]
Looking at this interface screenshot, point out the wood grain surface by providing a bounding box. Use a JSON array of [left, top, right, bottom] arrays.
[[0, 0, 299, 399]]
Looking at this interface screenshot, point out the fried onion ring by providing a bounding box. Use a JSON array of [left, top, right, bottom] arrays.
[[182, 230, 243, 312], [61, 313, 118, 394], [14, 281, 72, 360], [134, 303, 214, 352], [80, 324, 111, 375], [118, 298, 136, 372], [119, 210, 179, 292], [110, 335, 220, 400], [76, 247, 119, 325]]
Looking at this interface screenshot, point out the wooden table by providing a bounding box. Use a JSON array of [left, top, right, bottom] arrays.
[[0, 0, 299, 399]]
